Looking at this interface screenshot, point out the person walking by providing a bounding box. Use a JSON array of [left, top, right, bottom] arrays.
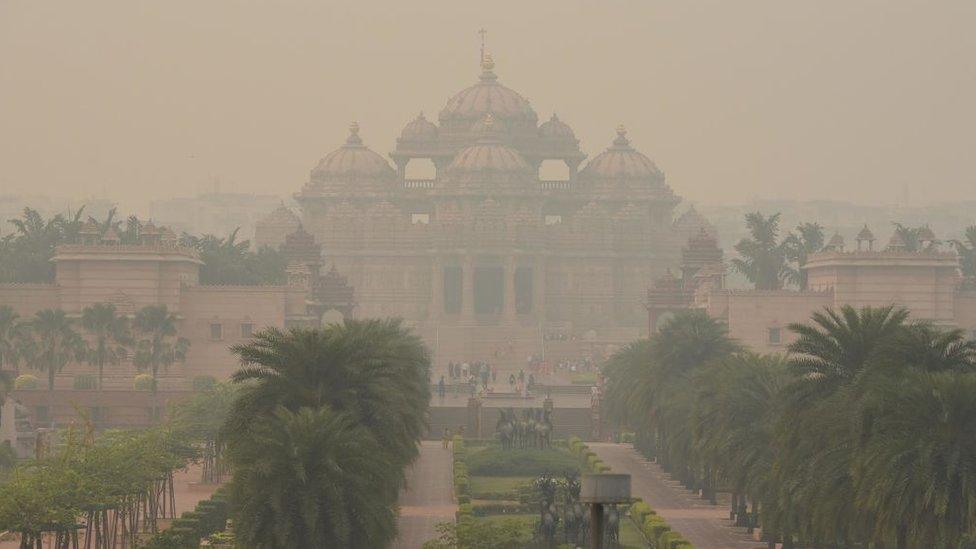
[[509, 373, 516, 392], [438, 375, 446, 399], [442, 428, 451, 449]]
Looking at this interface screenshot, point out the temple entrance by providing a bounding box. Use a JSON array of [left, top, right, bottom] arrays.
[[474, 266, 504, 314], [443, 266, 462, 314], [515, 266, 533, 313]]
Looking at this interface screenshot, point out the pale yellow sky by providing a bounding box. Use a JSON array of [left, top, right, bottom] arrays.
[[1, 1, 974, 214]]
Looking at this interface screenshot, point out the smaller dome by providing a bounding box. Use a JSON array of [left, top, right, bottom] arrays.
[[260, 203, 301, 226], [886, 231, 908, 251], [826, 233, 845, 250], [581, 126, 664, 181], [310, 123, 395, 182], [446, 114, 532, 175], [400, 112, 438, 141], [538, 113, 576, 140], [856, 225, 875, 242]]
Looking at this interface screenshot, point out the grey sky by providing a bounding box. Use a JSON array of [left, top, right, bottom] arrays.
[[1, 1, 973, 214]]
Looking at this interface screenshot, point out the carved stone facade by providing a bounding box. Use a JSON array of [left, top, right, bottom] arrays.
[[287, 57, 708, 362]]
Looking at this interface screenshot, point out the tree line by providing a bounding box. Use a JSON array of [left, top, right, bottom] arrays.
[[0, 207, 286, 285], [0, 303, 187, 392], [732, 213, 976, 290], [604, 307, 976, 548]]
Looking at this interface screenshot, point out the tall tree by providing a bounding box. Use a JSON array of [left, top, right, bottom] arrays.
[[181, 228, 286, 285], [732, 212, 791, 290], [783, 222, 825, 290], [132, 305, 189, 393], [0, 306, 23, 373], [951, 225, 976, 279], [855, 372, 976, 547], [80, 303, 131, 390], [27, 309, 84, 391], [227, 406, 399, 549], [224, 319, 431, 472]]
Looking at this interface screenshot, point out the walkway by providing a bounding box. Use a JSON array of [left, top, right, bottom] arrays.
[[393, 440, 457, 549], [589, 443, 763, 549]]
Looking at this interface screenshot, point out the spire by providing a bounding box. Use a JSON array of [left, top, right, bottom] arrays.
[[345, 122, 363, 147], [612, 124, 631, 149], [480, 52, 497, 81]]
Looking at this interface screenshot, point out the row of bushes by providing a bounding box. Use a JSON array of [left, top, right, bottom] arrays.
[[567, 436, 611, 473], [630, 499, 695, 549], [452, 436, 471, 508], [143, 486, 230, 548]]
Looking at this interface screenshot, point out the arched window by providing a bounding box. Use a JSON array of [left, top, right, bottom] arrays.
[[539, 159, 570, 182], [405, 158, 437, 180]]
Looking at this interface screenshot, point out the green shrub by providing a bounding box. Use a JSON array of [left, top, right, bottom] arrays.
[[595, 461, 611, 473], [458, 503, 473, 516], [14, 375, 39, 390], [470, 502, 534, 516], [466, 447, 580, 476], [72, 374, 96, 390], [457, 494, 471, 504], [134, 374, 155, 391], [630, 501, 654, 522], [658, 529, 682, 549], [192, 375, 217, 391], [645, 517, 670, 542], [455, 476, 469, 495]]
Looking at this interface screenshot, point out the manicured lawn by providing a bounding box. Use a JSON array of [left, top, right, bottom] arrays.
[[466, 446, 581, 476], [469, 475, 532, 498]]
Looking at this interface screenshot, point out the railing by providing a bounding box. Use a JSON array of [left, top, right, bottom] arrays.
[[540, 180, 571, 190], [403, 179, 435, 189]]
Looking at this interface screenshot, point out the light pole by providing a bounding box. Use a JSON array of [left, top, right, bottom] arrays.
[[580, 473, 631, 549]]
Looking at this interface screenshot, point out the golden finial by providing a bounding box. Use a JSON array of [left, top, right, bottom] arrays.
[[483, 112, 495, 130], [481, 53, 495, 72], [349, 121, 360, 136], [616, 124, 627, 137]]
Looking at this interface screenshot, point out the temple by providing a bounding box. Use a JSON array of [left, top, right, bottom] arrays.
[[257, 55, 708, 366]]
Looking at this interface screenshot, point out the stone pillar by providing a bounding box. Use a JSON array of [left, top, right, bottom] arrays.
[[533, 257, 546, 320], [504, 256, 517, 319], [462, 256, 475, 318], [430, 257, 443, 319]]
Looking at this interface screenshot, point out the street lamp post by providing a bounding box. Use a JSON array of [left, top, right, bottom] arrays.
[[580, 473, 631, 549]]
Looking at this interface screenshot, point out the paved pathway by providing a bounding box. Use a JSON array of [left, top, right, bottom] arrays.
[[393, 440, 457, 549], [590, 443, 763, 549]]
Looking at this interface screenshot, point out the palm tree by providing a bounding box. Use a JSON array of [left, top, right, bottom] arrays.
[[787, 305, 909, 399], [854, 371, 976, 548], [80, 303, 131, 390], [228, 406, 400, 549], [951, 225, 976, 279], [783, 222, 825, 290], [28, 309, 84, 391], [224, 319, 431, 472], [0, 306, 22, 373], [132, 305, 189, 393], [731, 212, 791, 290]]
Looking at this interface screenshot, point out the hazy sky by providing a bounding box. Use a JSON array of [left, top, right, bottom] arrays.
[[1, 1, 974, 214]]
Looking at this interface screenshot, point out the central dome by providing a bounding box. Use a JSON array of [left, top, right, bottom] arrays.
[[439, 55, 538, 126]]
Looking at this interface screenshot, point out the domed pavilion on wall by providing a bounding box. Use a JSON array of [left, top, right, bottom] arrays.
[[258, 55, 713, 365]]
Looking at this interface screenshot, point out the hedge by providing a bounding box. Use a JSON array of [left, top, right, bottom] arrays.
[[142, 486, 229, 548], [14, 375, 39, 390], [627, 498, 695, 549], [466, 447, 580, 476]]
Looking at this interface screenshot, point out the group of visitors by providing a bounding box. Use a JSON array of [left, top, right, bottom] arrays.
[[506, 368, 534, 397]]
